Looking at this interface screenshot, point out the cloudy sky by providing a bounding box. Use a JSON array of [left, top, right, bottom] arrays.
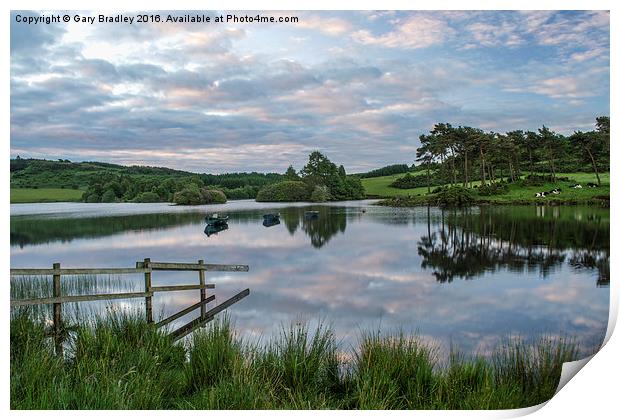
[[10, 10, 610, 173]]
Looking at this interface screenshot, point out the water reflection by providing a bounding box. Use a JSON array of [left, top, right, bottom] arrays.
[[417, 206, 609, 285], [263, 219, 281, 228], [204, 223, 229, 237], [10, 202, 610, 357], [11, 212, 202, 248], [281, 209, 346, 248], [11, 206, 351, 250]]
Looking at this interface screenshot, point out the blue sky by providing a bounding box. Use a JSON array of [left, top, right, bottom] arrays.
[[10, 10, 610, 173]]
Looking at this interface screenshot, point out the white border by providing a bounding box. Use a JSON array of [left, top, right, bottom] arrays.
[[2, 1, 617, 419]]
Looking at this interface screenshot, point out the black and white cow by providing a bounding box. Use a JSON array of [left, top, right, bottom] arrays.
[[587, 182, 599, 188], [535, 192, 546, 198], [570, 184, 583, 189]]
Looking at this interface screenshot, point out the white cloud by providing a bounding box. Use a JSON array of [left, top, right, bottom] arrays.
[[352, 15, 452, 49], [297, 14, 353, 36]]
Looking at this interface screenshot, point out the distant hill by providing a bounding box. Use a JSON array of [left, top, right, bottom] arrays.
[[10, 158, 196, 189], [10, 157, 284, 202]]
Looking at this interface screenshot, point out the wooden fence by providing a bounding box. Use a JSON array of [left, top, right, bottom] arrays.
[[10, 258, 250, 353]]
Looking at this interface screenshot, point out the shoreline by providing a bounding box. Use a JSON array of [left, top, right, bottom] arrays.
[[376, 195, 610, 208]]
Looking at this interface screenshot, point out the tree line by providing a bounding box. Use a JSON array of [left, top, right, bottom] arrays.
[[78, 172, 286, 204], [10, 158, 284, 201], [73, 152, 364, 204], [356, 163, 413, 178], [413, 116, 609, 192]]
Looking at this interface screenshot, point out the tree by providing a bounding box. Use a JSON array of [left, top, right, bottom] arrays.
[[538, 126, 563, 181], [101, 189, 117, 203], [284, 165, 300, 181], [256, 181, 311, 202], [571, 131, 603, 185], [475, 131, 491, 186], [301, 151, 339, 185], [506, 131, 526, 181], [301, 151, 347, 200], [84, 192, 101, 203], [310, 185, 330, 202], [135, 191, 160, 203], [596, 116, 610, 155], [173, 186, 203, 205], [199, 188, 227, 204], [416, 134, 434, 193], [454, 126, 479, 188]]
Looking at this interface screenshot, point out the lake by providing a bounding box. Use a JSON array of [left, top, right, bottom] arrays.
[[10, 200, 610, 357]]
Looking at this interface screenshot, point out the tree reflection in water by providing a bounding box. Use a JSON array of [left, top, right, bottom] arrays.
[[417, 206, 609, 285], [282, 208, 347, 249]]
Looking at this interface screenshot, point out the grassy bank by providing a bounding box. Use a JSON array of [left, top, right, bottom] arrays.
[[361, 169, 430, 198], [11, 188, 84, 203], [371, 172, 609, 207], [11, 311, 579, 410]]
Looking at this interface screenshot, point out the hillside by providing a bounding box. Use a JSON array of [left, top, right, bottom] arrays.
[[10, 158, 283, 203], [361, 168, 429, 198], [10, 158, 195, 190]]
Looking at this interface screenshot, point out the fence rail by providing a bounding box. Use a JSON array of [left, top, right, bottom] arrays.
[[135, 261, 249, 272], [10, 258, 251, 352], [10, 267, 150, 275]]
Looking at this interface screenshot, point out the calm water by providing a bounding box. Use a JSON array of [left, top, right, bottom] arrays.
[[10, 200, 610, 356]]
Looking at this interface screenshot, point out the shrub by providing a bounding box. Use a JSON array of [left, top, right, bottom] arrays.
[[84, 193, 100, 203], [344, 177, 366, 200], [390, 173, 430, 189], [199, 188, 227, 204], [220, 186, 259, 200], [310, 185, 330, 202], [173, 187, 203, 205], [432, 187, 475, 208], [256, 181, 311, 202], [134, 191, 161, 203], [100, 189, 117, 203], [519, 175, 576, 187], [477, 183, 509, 196]]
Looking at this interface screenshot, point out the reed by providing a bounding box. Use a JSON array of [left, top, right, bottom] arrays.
[[10, 310, 581, 410], [10, 274, 137, 320]]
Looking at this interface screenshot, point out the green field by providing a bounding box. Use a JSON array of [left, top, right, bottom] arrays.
[[361, 169, 429, 197], [362, 171, 609, 204], [11, 188, 84, 203]]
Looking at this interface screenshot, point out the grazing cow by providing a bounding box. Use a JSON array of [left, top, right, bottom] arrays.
[[587, 182, 599, 188], [535, 192, 546, 198], [551, 188, 561, 195], [570, 184, 582, 189]]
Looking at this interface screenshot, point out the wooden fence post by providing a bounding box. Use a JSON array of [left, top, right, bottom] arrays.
[[198, 259, 206, 320], [52, 262, 63, 356], [144, 258, 153, 323]]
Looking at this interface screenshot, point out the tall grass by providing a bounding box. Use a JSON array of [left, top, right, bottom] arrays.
[[10, 274, 137, 320], [10, 311, 580, 410]]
